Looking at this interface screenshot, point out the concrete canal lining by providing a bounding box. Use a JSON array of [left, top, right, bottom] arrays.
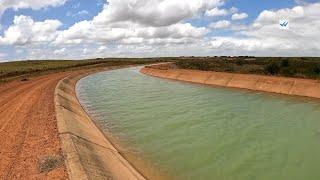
[[140, 64, 320, 99], [54, 67, 146, 180]]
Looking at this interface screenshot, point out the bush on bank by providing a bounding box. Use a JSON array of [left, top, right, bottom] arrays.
[[175, 57, 320, 79]]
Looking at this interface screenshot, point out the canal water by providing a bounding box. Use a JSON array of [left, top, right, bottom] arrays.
[[76, 67, 320, 180]]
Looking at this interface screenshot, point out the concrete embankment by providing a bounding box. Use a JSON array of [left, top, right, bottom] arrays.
[[140, 64, 320, 99], [55, 67, 146, 180]]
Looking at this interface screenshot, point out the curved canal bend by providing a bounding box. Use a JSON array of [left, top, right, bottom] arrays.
[[76, 67, 320, 180]]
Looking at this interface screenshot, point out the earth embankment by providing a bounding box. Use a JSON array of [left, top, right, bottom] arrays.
[[141, 64, 320, 99]]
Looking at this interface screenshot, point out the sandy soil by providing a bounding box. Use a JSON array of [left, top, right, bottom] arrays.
[[0, 72, 70, 179]]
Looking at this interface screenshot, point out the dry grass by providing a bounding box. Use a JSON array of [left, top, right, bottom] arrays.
[[38, 155, 64, 173]]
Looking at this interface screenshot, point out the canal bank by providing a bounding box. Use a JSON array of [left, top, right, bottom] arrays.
[[140, 64, 320, 99], [54, 66, 146, 180]]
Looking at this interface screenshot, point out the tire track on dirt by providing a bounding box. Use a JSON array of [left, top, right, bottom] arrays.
[[0, 76, 54, 108], [4, 89, 41, 179], [0, 73, 69, 180]]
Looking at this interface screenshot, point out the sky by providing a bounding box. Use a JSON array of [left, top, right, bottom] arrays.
[[0, 0, 319, 62]]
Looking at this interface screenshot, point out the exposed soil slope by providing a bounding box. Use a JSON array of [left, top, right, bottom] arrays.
[[0, 73, 70, 179]]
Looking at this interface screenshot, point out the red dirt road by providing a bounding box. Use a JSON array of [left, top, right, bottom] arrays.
[[0, 73, 70, 179]]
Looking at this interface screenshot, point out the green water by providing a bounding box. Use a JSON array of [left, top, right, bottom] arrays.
[[77, 67, 320, 180]]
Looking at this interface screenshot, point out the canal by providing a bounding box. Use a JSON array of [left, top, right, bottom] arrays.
[[77, 67, 320, 180]]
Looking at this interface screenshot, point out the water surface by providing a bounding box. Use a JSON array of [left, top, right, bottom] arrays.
[[77, 67, 320, 180]]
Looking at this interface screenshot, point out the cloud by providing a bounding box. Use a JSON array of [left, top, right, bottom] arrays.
[[67, 10, 89, 17], [2, 1, 320, 61], [53, 0, 225, 47], [205, 8, 228, 17], [82, 48, 88, 55], [93, 0, 223, 27], [205, 7, 238, 17], [0, 53, 7, 62], [0, 0, 68, 16], [254, 6, 304, 26], [0, 15, 62, 45], [55, 4, 210, 46], [229, 7, 239, 14], [98, 45, 107, 53], [209, 37, 264, 51], [209, 3, 320, 56], [0, 52, 6, 57], [54, 21, 208, 45], [209, 20, 231, 29], [231, 13, 248, 20], [53, 47, 66, 55], [295, 0, 309, 5], [76, 10, 89, 16], [16, 49, 24, 54]]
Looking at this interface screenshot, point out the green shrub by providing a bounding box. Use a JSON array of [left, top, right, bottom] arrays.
[[281, 59, 290, 67], [174, 57, 320, 79], [280, 67, 296, 76], [313, 65, 320, 74], [236, 60, 244, 66], [265, 62, 280, 75]]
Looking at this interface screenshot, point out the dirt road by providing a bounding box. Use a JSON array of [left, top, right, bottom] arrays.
[[0, 72, 70, 179]]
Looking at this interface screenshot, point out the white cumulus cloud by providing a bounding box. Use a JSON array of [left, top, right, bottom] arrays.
[[205, 8, 228, 17], [0, 15, 62, 45], [53, 0, 218, 46], [209, 20, 231, 29], [0, 0, 68, 16], [210, 3, 320, 56], [231, 13, 248, 20], [205, 7, 239, 17], [93, 0, 223, 27], [1, 0, 320, 60]]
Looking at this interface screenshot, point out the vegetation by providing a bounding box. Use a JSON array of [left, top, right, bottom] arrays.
[[175, 57, 320, 79], [0, 58, 165, 82], [2, 56, 319, 82], [38, 155, 64, 173]]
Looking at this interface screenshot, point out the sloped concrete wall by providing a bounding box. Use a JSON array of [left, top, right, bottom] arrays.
[[55, 68, 146, 180], [140, 65, 320, 99]]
